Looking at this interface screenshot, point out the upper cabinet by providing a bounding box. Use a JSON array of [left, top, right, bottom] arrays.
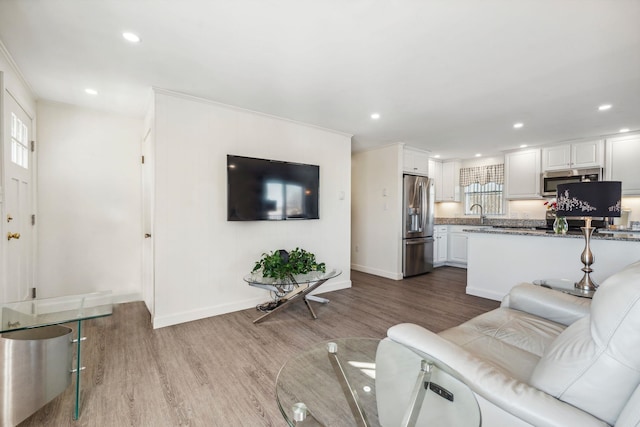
[[428, 159, 443, 200], [606, 134, 640, 196], [505, 148, 541, 199], [428, 159, 460, 202], [542, 140, 604, 171], [440, 160, 461, 202], [403, 147, 429, 176]]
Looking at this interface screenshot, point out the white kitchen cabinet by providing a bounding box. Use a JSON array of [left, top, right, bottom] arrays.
[[448, 227, 468, 266], [440, 160, 461, 202], [504, 148, 541, 199], [428, 159, 443, 200], [403, 147, 429, 175], [606, 134, 640, 195], [542, 140, 604, 171], [433, 225, 448, 266]]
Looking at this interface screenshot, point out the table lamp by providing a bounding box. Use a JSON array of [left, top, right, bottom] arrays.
[[556, 181, 622, 291]]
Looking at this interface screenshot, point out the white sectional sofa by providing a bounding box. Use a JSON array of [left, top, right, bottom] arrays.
[[387, 260, 640, 427]]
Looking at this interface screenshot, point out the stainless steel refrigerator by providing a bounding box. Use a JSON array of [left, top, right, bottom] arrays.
[[402, 174, 435, 277]]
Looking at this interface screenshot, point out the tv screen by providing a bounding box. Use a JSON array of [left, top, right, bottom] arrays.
[[227, 155, 320, 221]]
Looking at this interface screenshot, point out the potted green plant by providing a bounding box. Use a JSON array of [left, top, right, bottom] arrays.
[[252, 248, 326, 281]]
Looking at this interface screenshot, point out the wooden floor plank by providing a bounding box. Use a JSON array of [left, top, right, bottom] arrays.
[[18, 267, 499, 426]]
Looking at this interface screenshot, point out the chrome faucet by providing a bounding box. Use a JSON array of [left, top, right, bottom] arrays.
[[470, 203, 486, 225]]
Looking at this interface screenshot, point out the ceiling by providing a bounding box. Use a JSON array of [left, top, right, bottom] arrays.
[[0, 0, 639, 159]]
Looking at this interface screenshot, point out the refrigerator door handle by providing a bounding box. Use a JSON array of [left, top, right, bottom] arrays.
[[406, 239, 429, 245], [418, 183, 423, 232], [421, 181, 427, 232]]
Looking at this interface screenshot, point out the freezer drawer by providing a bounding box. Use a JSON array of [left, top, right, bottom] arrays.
[[403, 237, 434, 277]]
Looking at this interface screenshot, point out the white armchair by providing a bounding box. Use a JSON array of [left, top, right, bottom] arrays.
[[387, 260, 640, 427]]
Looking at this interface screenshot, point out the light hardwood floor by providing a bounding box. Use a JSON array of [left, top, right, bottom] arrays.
[[19, 267, 499, 426]]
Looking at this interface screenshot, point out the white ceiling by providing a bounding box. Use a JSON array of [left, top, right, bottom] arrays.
[[0, 0, 639, 159]]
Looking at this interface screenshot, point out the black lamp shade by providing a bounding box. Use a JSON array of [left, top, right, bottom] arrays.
[[556, 181, 622, 218]]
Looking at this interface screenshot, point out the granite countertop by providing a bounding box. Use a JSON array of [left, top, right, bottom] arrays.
[[435, 217, 547, 228], [435, 217, 640, 241], [463, 227, 640, 242]]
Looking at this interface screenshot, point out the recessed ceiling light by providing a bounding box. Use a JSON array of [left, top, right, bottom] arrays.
[[619, 128, 630, 133], [475, 153, 482, 157], [122, 32, 141, 43], [520, 144, 528, 148], [598, 104, 612, 111], [433, 154, 440, 158], [513, 123, 524, 129], [85, 88, 98, 95], [370, 113, 380, 120]]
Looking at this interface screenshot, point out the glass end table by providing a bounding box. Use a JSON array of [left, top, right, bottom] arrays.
[[532, 279, 595, 299], [276, 337, 480, 426], [1, 291, 113, 421]]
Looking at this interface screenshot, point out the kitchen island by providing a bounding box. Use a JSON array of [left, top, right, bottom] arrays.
[[465, 227, 640, 301]]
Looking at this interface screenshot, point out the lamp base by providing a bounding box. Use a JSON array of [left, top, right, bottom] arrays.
[[575, 272, 597, 292], [575, 223, 597, 292]]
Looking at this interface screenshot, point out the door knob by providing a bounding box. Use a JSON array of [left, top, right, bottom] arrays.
[[7, 232, 20, 240]]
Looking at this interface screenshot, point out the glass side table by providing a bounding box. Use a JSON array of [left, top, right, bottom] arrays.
[[532, 279, 595, 299], [1, 291, 113, 422]]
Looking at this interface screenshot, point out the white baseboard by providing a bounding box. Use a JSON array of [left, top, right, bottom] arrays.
[[351, 264, 402, 280], [152, 279, 352, 329], [465, 286, 503, 302], [444, 262, 467, 269], [111, 292, 142, 304]]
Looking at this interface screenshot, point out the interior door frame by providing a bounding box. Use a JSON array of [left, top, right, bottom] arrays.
[[141, 125, 155, 316]]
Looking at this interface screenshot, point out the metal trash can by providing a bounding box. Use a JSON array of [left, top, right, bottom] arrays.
[[1, 325, 73, 426]]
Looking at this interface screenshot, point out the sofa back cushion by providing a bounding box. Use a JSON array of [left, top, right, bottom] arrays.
[[530, 260, 640, 425]]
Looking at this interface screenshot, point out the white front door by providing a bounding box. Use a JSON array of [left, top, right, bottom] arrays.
[[2, 91, 34, 303]]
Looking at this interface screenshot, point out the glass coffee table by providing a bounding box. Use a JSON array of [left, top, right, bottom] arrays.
[[276, 338, 480, 426], [244, 268, 341, 324]]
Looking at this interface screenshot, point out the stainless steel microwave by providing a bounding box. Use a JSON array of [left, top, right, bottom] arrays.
[[541, 167, 602, 197]]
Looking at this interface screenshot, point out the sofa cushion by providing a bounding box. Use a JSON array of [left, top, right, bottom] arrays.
[[439, 307, 565, 382], [530, 260, 640, 425]]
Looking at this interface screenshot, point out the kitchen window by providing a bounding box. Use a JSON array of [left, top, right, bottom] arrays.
[[460, 164, 504, 215]]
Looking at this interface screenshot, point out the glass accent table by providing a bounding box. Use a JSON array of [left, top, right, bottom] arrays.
[[0, 291, 113, 421], [532, 279, 595, 299], [244, 268, 341, 324], [276, 338, 480, 427]]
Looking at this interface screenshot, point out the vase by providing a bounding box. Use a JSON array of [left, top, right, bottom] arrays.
[[553, 216, 568, 234]]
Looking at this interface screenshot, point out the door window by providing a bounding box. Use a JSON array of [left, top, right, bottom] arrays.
[[11, 112, 29, 169]]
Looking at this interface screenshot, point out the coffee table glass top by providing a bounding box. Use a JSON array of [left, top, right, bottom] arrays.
[[244, 268, 341, 286], [276, 337, 480, 427]]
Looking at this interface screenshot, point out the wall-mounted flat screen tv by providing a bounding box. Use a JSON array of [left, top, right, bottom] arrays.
[[227, 155, 320, 221]]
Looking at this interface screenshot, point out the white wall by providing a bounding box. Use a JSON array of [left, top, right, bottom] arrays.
[[36, 101, 143, 300], [351, 144, 403, 280], [151, 90, 352, 328]]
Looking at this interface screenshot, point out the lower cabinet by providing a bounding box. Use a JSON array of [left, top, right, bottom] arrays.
[[434, 225, 486, 268], [448, 231, 468, 266], [434, 226, 448, 266]]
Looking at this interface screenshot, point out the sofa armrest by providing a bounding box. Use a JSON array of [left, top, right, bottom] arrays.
[[387, 323, 608, 427], [501, 283, 591, 326]]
